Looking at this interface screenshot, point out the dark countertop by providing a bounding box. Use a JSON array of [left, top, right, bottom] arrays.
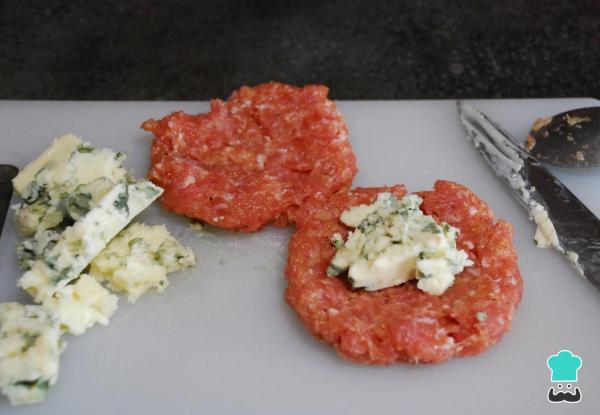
[[1, 0, 599, 100]]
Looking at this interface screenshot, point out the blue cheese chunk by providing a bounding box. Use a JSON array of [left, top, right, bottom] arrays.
[[18, 181, 163, 304], [0, 303, 64, 405], [17, 139, 127, 203], [13, 135, 128, 238], [13, 203, 49, 239], [12, 134, 82, 197], [41, 275, 119, 335], [90, 223, 196, 303], [328, 193, 473, 295], [16, 178, 118, 271]]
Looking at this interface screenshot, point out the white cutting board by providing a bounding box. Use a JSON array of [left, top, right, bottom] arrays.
[[0, 99, 599, 415]]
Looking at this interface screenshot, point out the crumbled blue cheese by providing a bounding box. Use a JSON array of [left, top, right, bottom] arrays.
[[90, 223, 196, 303], [0, 303, 64, 405], [16, 229, 61, 271], [18, 181, 163, 304], [328, 193, 473, 295], [13, 203, 49, 239], [6, 136, 188, 404], [41, 275, 119, 335]]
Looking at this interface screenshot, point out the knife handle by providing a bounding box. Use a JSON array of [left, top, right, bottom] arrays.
[[0, 165, 18, 237]]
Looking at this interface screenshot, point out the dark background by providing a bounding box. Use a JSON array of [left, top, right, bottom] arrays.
[[1, 0, 599, 100]]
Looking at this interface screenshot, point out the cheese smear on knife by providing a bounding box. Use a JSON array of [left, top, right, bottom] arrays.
[[328, 193, 473, 295], [531, 203, 560, 249]]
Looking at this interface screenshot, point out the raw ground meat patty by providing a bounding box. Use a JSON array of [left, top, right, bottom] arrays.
[[285, 180, 523, 364], [143, 82, 357, 232]]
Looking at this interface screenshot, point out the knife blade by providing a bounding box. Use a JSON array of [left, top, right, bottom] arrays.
[[457, 102, 600, 292], [0, 164, 18, 237]]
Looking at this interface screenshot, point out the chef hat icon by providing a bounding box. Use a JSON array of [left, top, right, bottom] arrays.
[[547, 350, 582, 382]]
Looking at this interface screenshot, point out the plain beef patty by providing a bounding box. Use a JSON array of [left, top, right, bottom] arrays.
[[143, 82, 357, 232]]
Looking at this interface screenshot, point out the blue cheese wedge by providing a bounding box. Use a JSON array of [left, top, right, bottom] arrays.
[[12, 134, 82, 197], [13, 134, 130, 274], [13, 136, 128, 238], [328, 193, 473, 295], [13, 134, 127, 200], [41, 275, 119, 335], [16, 178, 119, 271], [18, 181, 163, 304], [90, 223, 196, 303], [0, 303, 64, 405]]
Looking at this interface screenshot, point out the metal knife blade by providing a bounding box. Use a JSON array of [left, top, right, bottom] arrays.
[[525, 160, 600, 284], [457, 102, 600, 290], [0, 165, 18, 237]]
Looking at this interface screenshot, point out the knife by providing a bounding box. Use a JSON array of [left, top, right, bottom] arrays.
[[0, 165, 18, 237], [457, 102, 600, 292]]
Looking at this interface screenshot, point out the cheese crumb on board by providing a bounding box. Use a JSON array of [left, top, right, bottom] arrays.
[[90, 223, 196, 303], [328, 193, 473, 295], [188, 220, 205, 236], [0, 303, 64, 405]]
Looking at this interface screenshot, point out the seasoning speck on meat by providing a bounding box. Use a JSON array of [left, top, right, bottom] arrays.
[[143, 82, 358, 232]]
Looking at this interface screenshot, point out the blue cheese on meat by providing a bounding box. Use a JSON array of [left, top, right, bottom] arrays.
[[328, 193, 473, 295]]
